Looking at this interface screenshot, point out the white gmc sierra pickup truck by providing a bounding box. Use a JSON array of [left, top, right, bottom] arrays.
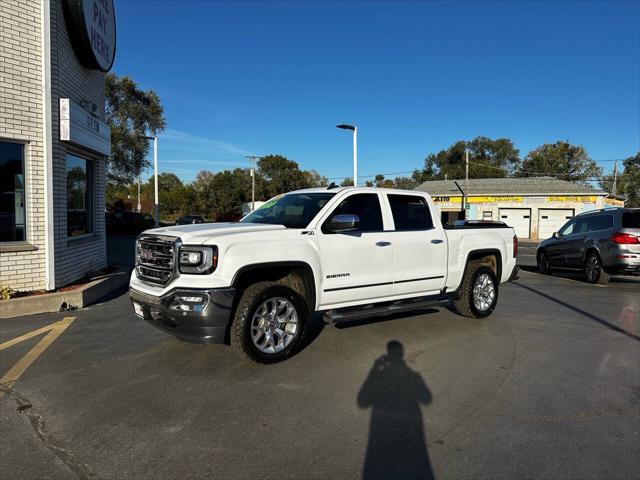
[[130, 187, 518, 363]]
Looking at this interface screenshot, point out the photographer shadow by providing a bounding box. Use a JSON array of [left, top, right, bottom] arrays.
[[358, 341, 435, 480]]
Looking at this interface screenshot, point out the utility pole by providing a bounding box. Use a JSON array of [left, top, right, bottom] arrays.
[[246, 155, 260, 211], [612, 160, 618, 195], [137, 175, 141, 212]]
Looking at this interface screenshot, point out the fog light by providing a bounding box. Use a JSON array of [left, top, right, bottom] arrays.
[[180, 296, 203, 303]]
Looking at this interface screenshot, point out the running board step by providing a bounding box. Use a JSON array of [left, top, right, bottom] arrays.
[[323, 296, 450, 324]]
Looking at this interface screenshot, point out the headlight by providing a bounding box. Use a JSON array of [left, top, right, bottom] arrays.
[[179, 246, 217, 274]]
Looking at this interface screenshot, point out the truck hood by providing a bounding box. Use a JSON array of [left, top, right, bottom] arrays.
[[142, 222, 287, 244]]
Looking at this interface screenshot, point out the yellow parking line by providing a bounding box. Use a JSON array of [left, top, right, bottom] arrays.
[[0, 317, 75, 398]]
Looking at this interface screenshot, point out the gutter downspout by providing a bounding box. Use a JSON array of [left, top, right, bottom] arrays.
[[42, 0, 55, 290]]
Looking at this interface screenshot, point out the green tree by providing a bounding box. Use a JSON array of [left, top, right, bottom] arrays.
[[415, 137, 520, 181], [518, 141, 602, 184], [105, 73, 166, 182], [142, 173, 185, 218], [340, 178, 354, 186], [600, 152, 640, 207]]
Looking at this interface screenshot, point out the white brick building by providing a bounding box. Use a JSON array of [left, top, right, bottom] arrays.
[[1, 0, 115, 291]]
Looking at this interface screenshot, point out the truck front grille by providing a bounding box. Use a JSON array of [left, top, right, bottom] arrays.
[[136, 235, 178, 285]]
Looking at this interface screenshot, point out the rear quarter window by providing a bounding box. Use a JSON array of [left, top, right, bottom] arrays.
[[622, 211, 640, 228]]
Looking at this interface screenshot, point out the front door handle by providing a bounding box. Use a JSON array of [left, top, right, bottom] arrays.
[[376, 241, 392, 247], [431, 239, 444, 244]]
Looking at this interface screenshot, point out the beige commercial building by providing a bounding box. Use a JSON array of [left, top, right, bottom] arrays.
[[1, 0, 116, 291], [417, 177, 624, 240]]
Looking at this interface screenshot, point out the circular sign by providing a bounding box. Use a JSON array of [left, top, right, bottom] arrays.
[[63, 0, 117, 72]]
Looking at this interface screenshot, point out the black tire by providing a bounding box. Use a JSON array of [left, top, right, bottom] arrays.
[[584, 251, 610, 285], [537, 250, 551, 275], [230, 281, 308, 363], [452, 265, 499, 318]]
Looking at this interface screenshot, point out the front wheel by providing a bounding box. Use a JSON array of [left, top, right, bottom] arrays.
[[230, 281, 308, 363], [452, 265, 499, 318], [584, 252, 610, 285], [537, 250, 551, 275]]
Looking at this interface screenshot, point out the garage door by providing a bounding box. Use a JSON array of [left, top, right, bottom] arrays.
[[537, 209, 574, 240], [499, 208, 531, 238]]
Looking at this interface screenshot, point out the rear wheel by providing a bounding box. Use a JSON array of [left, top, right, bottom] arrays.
[[537, 250, 551, 275], [230, 281, 308, 363], [452, 265, 499, 318], [584, 252, 610, 285]]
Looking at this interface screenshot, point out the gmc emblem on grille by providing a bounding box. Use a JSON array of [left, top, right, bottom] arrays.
[[139, 248, 156, 262]]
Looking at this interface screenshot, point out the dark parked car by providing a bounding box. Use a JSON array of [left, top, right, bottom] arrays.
[[175, 215, 205, 225], [537, 207, 640, 284], [107, 211, 155, 234]]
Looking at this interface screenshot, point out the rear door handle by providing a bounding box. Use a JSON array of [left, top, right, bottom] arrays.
[[431, 239, 444, 244], [376, 241, 392, 247]]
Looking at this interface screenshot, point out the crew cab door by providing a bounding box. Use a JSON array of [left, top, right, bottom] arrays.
[[383, 193, 446, 296], [316, 192, 394, 308]]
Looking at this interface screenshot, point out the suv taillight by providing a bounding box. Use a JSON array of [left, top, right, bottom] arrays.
[[611, 232, 640, 244], [513, 235, 518, 258]]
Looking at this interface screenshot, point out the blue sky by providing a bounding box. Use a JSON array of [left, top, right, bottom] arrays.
[[113, 0, 640, 183]]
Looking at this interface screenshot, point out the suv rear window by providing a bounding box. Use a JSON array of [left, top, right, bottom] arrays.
[[622, 211, 640, 228], [388, 195, 433, 230]]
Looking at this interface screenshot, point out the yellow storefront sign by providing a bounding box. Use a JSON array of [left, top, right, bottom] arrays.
[[547, 196, 596, 202], [432, 195, 523, 204]]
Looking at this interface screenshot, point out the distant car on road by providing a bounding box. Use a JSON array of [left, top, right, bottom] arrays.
[[175, 215, 205, 225], [537, 207, 640, 284]]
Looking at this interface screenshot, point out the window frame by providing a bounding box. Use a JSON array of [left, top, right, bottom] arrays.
[[386, 193, 435, 232], [319, 192, 386, 234], [0, 139, 28, 245], [66, 153, 94, 239]]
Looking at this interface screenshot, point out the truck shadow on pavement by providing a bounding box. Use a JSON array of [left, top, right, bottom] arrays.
[[512, 281, 640, 342], [358, 341, 436, 480]]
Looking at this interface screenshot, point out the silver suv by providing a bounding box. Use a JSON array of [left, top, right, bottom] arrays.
[[537, 208, 640, 284]]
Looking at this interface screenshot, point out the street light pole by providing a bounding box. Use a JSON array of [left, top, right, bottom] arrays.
[[143, 135, 159, 226], [337, 124, 357, 186], [137, 175, 141, 212], [465, 148, 469, 214], [246, 155, 260, 211], [153, 136, 159, 226]]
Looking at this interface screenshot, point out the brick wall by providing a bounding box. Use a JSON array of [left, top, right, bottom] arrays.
[[1, 0, 108, 292], [0, 0, 47, 291], [50, 0, 107, 286]]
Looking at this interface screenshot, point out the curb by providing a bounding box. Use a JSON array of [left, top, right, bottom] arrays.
[[0, 269, 130, 319]]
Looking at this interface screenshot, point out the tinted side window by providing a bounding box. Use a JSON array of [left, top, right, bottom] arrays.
[[388, 195, 433, 230], [324, 193, 383, 232], [574, 218, 590, 234], [592, 215, 613, 231]]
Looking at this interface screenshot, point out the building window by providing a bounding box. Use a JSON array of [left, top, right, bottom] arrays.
[[67, 154, 93, 237], [0, 141, 26, 242]]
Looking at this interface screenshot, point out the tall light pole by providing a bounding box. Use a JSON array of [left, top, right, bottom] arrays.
[[465, 148, 469, 212], [143, 135, 159, 226], [246, 155, 260, 211], [337, 124, 357, 186]]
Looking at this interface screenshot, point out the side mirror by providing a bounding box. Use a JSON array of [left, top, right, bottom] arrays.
[[552, 232, 560, 238], [326, 214, 360, 233]]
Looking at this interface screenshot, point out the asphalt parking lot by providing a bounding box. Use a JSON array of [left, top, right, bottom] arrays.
[[1, 260, 639, 479]]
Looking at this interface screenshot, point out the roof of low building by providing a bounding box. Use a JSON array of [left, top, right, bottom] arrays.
[[416, 176, 606, 196]]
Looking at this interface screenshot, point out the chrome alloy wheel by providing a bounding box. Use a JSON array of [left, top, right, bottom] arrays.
[[473, 273, 496, 312], [585, 254, 600, 282], [250, 297, 299, 354]]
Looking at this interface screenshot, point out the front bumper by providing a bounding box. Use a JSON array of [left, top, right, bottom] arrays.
[[130, 287, 236, 344]]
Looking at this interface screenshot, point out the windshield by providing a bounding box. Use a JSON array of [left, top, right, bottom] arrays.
[[240, 192, 334, 228]]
